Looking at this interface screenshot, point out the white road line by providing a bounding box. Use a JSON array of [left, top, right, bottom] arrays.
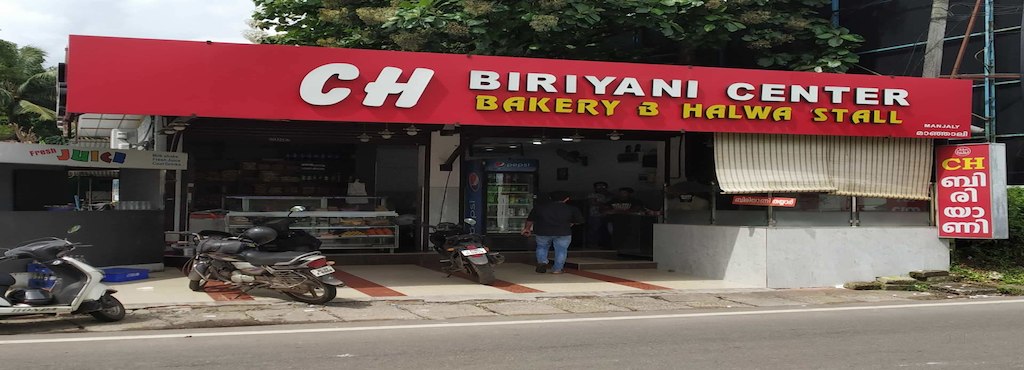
[[3, 298, 1023, 345]]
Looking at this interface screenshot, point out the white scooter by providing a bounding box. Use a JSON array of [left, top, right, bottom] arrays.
[[0, 226, 125, 322]]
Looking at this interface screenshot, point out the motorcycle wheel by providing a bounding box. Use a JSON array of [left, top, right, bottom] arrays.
[[470, 264, 496, 285], [90, 294, 126, 322], [188, 279, 207, 292], [284, 280, 337, 305]]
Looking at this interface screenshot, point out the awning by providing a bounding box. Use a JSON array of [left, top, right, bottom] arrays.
[[832, 137, 932, 200], [714, 133, 836, 194], [714, 134, 932, 200]]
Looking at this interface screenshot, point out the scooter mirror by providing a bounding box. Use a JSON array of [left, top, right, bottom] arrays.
[[289, 206, 307, 213], [463, 218, 477, 226], [67, 225, 82, 234]]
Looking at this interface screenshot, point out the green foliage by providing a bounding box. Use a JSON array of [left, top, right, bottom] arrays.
[[253, 0, 863, 72], [0, 38, 59, 142], [955, 187, 1024, 267]]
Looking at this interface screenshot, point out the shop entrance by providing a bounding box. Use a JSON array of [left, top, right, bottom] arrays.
[[460, 127, 676, 258], [182, 119, 428, 253]]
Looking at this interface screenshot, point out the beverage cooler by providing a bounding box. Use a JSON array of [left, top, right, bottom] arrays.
[[464, 159, 538, 250]]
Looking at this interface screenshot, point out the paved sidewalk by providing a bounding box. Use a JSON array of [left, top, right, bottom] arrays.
[[1, 287, 951, 335]]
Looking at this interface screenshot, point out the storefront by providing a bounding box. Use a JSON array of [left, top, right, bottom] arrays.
[[0, 142, 186, 273], [60, 35, 983, 287]]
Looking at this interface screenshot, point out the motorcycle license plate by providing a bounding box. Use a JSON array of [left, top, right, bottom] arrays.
[[461, 248, 487, 256], [310, 266, 336, 277]]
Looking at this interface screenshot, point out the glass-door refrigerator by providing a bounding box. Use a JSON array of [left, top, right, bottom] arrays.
[[464, 159, 538, 250]]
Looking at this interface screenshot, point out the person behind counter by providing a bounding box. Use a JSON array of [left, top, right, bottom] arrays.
[[605, 187, 651, 251], [586, 181, 612, 248]]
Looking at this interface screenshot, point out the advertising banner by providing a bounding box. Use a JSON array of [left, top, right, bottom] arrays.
[[935, 144, 1008, 239], [0, 142, 187, 170], [67, 36, 972, 139]]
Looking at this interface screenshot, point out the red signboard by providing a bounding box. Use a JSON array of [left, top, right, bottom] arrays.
[[66, 35, 972, 138], [936, 144, 1008, 239], [732, 196, 797, 208]]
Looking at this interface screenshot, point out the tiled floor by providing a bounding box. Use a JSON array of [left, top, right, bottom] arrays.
[[109, 264, 760, 306]]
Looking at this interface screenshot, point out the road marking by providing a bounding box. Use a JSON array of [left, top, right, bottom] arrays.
[[4, 298, 1024, 345]]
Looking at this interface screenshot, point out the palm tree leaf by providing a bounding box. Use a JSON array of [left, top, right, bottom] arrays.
[[17, 70, 56, 97], [16, 100, 56, 120], [0, 87, 13, 108]]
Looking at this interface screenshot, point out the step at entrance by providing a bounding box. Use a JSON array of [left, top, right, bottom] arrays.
[[562, 257, 657, 270]]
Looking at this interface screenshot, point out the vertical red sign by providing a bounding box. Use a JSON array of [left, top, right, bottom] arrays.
[[936, 144, 995, 238]]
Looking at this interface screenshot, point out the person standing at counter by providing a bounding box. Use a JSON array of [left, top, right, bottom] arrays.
[[521, 191, 585, 274], [606, 187, 648, 250], [586, 181, 612, 248], [607, 187, 646, 214]]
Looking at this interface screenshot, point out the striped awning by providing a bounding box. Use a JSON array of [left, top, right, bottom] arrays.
[[714, 133, 836, 194], [832, 137, 932, 200], [714, 133, 932, 200]]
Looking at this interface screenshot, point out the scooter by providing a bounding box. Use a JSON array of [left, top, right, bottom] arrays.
[[429, 218, 505, 285], [0, 226, 125, 322]]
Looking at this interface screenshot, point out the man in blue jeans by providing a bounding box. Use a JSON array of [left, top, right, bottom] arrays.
[[521, 191, 584, 274]]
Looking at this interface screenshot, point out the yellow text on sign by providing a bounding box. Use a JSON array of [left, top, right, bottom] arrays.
[[475, 95, 620, 117], [942, 157, 986, 170]]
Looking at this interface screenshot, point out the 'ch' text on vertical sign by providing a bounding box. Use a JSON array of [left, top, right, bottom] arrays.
[[935, 144, 1009, 239]]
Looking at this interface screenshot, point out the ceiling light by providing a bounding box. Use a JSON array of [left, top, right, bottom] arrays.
[[561, 137, 574, 142], [379, 129, 394, 139], [608, 131, 622, 141], [532, 138, 544, 145], [405, 125, 420, 136], [484, 147, 495, 151], [358, 133, 371, 143], [509, 144, 519, 149]]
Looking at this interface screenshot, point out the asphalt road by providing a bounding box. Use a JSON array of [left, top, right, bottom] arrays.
[[3, 299, 1024, 369]]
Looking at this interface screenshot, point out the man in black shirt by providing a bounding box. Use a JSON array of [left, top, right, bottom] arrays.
[[521, 191, 584, 274]]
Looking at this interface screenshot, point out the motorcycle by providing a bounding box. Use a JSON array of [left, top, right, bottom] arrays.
[[0, 226, 125, 322], [198, 206, 321, 253], [429, 218, 504, 285], [186, 207, 344, 305]]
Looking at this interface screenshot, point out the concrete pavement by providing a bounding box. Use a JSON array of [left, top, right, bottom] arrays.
[[0, 263, 990, 335], [4, 298, 1024, 369]]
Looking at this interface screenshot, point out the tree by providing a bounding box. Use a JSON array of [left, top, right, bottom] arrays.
[[251, 0, 864, 72], [0, 39, 59, 142]]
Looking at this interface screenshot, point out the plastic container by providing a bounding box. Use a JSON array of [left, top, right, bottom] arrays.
[[27, 262, 53, 275], [101, 268, 149, 282]]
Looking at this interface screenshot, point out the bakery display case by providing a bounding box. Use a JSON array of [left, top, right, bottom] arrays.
[[224, 196, 399, 252]]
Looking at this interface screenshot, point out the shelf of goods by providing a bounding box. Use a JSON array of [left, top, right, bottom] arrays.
[[226, 211, 400, 252]]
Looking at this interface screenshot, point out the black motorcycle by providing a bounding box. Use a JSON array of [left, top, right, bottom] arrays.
[[429, 218, 504, 285], [200, 206, 321, 253], [186, 222, 343, 305]]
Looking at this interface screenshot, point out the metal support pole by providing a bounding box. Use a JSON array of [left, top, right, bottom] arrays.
[[983, 0, 996, 142], [951, 0, 984, 77], [173, 134, 184, 232], [831, 0, 840, 27]]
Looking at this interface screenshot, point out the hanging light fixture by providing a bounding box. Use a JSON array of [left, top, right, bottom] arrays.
[[532, 137, 544, 145], [404, 124, 420, 136], [570, 131, 584, 143], [379, 124, 394, 139], [607, 130, 622, 141], [358, 133, 371, 143]]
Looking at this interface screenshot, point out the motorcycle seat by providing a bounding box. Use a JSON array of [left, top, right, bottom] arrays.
[[0, 273, 14, 296], [238, 250, 307, 266], [198, 238, 248, 254]]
